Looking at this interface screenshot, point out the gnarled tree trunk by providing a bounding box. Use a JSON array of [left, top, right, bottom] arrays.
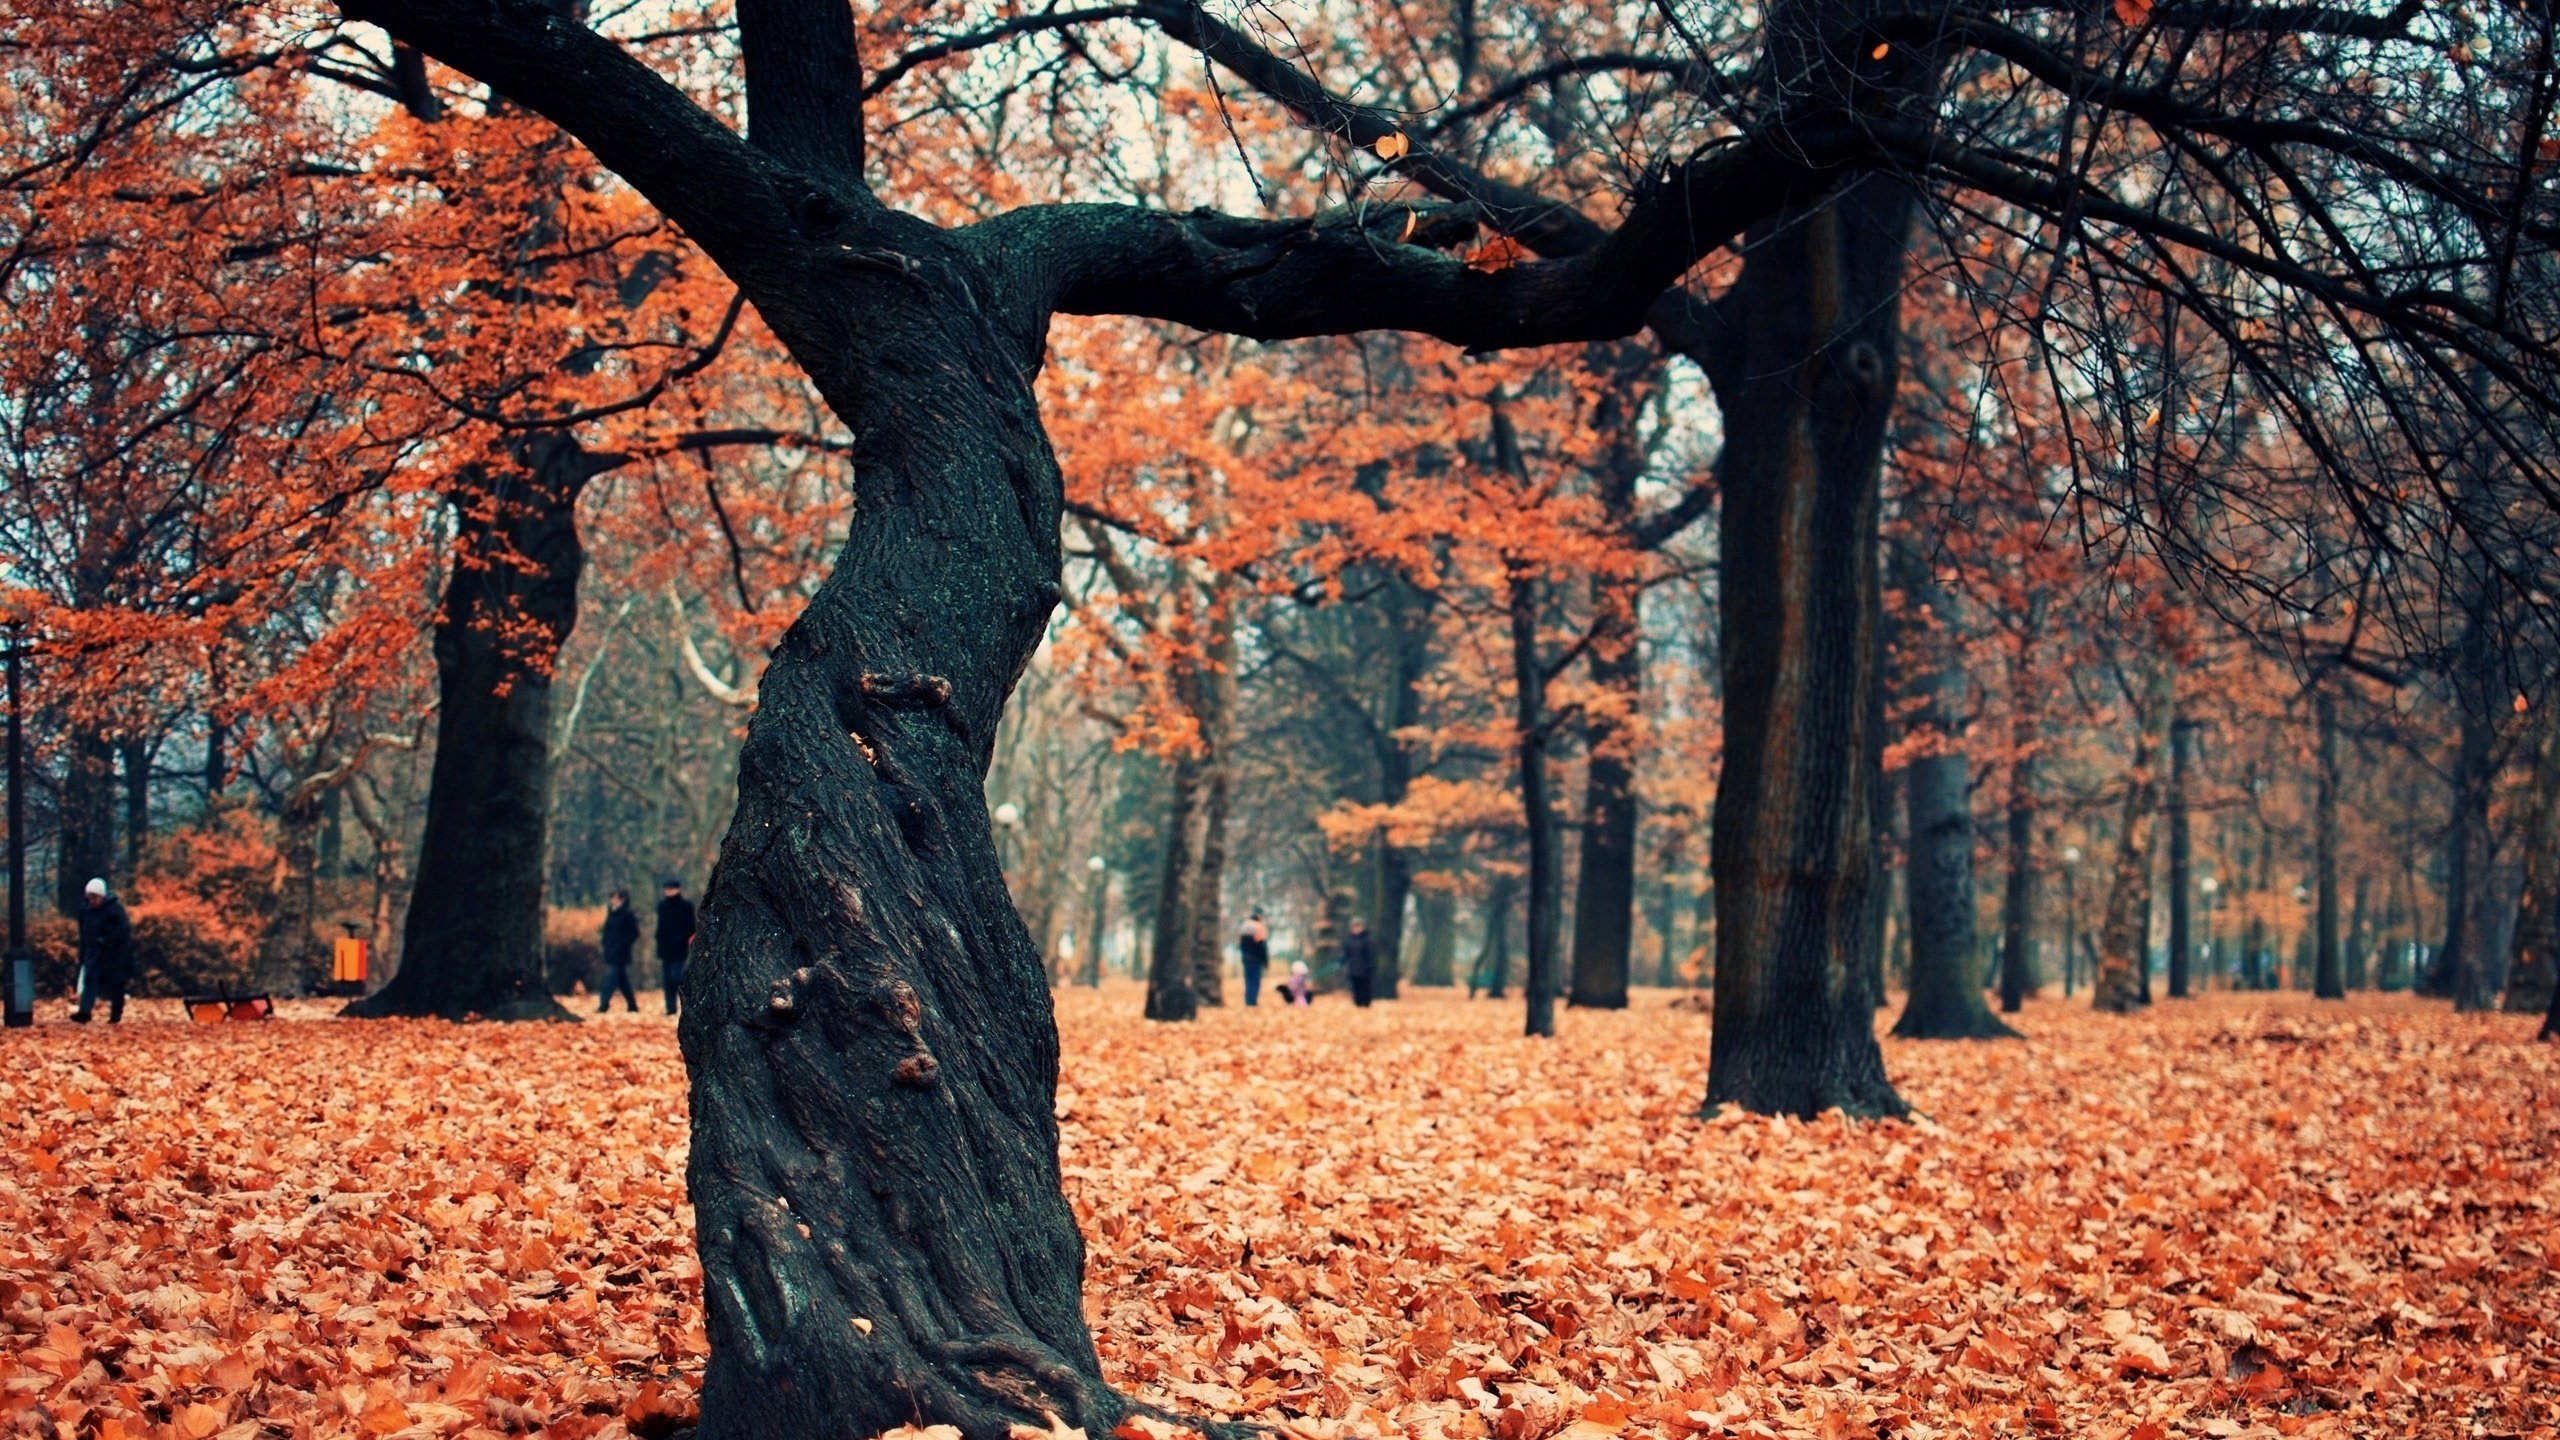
[[1701, 178, 1914, 1116], [348, 434, 599, 1022]]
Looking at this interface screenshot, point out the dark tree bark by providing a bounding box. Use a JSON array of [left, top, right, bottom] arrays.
[[1475, 872, 1517, 999], [2094, 668, 2173, 1014], [1373, 846, 1413, 999], [256, 785, 326, 996], [119, 737, 150, 875], [1890, 557, 2015, 1040], [1997, 705, 2037, 1014], [345, 436, 602, 1022], [1506, 562, 1564, 1038], [2502, 709, 2560, 1013], [1183, 626, 1233, 1007], [1702, 180, 1915, 1114], [2437, 689, 2499, 1012], [1568, 345, 1656, 1011], [55, 728, 115, 916], [1143, 754, 1201, 1022], [2315, 688, 2347, 999], [2166, 716, 2196, 998], [1411, 887, 1456, 986], [1566, 606, 1639, 1011]]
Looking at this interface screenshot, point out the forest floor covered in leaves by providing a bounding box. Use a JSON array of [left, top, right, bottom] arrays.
[[2, 988, 2553, 1440]]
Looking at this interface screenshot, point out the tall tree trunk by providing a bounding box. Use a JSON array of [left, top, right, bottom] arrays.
[[664, 239, 1126, 1440], [55, 727, 115, 915], [1507, 565, 1563, 1038], [256, 786, 326, 995], [2315, 688, 2347, 999], [1475, 872, 1516, 999], [2094, 668, 2173, 1013], [120, 737, 150, 876], [1184, 752, 1229, 1006], [347, 435, 597, 1022], [1892, 551, 2012, 1039], [2503, 708, 2560, 1013], [1411, 887, 1456, 986], [2166, 717, 2195, 998], [1652, 870, 1684, 988], [1998, 714, 2037, 1014], [1700, 179, 1913, 1116], [1373, 845, 1412, 999], [2344, 870, 2371, 990], [1567, 345, 1652, 1010], [1143, 753, 1200, 1022], [1567, 589, 1640, 1010]]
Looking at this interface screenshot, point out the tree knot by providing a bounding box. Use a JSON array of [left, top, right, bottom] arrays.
[[861, 672, 953, 709], [892, 1053, 940, 1088]]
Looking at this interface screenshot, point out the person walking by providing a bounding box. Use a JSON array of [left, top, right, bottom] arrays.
[[598, 890, 640, 1013], [1238, 910, 1270, 1006], [1340, 917, 1377, 1008], [72, 877, 134, 1024], [656, 879, 697, 1015]]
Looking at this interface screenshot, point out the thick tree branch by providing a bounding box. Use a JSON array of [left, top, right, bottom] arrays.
[[736, 0, 869, 184], [338, 0, 806, 272], [1006, 130, 1830, 349]]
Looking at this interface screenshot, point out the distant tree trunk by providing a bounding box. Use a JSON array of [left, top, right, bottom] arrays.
[[1080, 864, 1108, 988], [2166, 717, 2195, 998], [1690, 881, 1716, 988], [2502, 708, 2560, 1013], [347, 435, 601, 1022], [2094, 669, 2174, 1014], [1567, 348, 1651, 1010], [2243, 813, 2274, 989], [1701, 180, 1912, 1117], [1506, 564, 1563, 1038], [1998, 717, 2037, 1014], [120, 737, 151, 875], [1144, 753, 1201, 1022], [2315, 689, 2347, 999], [1566, 605, 1639, 1011], [1652, 870, 1684, 988], [1475, 873, 1517, 999], [55, 728, 116, 915], [1373, 846, 1412, 999], [2438, 691, 2498, 1011], [1892, 554, 2013, 1040], [1411, 888, 1456, 986], [1184, 600, 1235, 1006], [256, 785, 327, 995], [1184, 755, 1228, 1006], [2343, 870, 2371, 990]]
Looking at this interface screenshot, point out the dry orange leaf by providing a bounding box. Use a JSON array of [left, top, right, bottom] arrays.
[[1464, 234, 1530, 274], [1371, 130, 1411, 161]]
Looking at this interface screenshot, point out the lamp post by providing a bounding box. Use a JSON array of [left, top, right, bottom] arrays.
[[5, 625, 31, 1027], [1081, 854, 1107, 988], [2060, 844, 2081, 998]]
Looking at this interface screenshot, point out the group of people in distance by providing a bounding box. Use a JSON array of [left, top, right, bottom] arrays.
[[1235, 909, 1378, 1008], [596, 879, 696, 1014]]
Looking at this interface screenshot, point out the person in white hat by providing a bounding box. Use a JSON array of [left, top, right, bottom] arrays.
[[73, 878, 134, 1024]]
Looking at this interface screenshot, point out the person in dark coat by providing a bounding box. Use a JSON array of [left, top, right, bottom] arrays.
[[1339, 917, 1377, 1008], [656, 879, 697, 1015], [1239, 910, 1270, 1007], [598, 890, 640, 1013], [73, 877, 134, 1024]]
